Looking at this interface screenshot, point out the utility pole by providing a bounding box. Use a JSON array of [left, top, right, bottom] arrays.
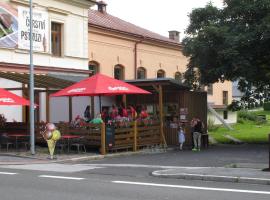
[[29, 0, 35, 155]]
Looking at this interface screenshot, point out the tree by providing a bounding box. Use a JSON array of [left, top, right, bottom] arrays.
[[183, 0, 270, 91]]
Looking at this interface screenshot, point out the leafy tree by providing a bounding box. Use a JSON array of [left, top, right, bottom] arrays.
[[183, 0, 270, 92]]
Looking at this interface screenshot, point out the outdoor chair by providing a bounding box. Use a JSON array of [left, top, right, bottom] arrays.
[[70, 136, 86, 153], [0, 134, 14, 151], [56, 138, 67, 154], [18, 137, 30, 150]]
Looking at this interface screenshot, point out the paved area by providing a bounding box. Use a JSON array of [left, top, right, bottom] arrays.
[[0, 144, 269, 185]]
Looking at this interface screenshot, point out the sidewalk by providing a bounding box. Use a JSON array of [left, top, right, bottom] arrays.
[[152, 166, 270, 185], [0, 150, 145, 165]]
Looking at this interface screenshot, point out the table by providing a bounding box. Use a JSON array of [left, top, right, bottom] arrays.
[[8, 134, 29, 150], [61, 135, 81, 153]]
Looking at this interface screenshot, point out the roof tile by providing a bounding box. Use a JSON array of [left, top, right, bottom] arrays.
[[88, 9, 180, 45]]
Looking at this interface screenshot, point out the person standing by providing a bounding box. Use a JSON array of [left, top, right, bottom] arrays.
[[84, 105, 91, 122], [192, 118, 204, 151], [178, 126, 185, 150]]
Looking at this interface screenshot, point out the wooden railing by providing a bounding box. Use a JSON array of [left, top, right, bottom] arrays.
[[1, 121, 162, 155]]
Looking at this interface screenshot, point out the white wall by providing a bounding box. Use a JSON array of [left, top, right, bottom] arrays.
[[50, 97, 69, 122], [208, 110, 237, 125], [0, 78, 23, 122]]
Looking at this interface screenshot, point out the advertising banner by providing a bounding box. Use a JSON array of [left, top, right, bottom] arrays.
[[0, 3, 48, 52], [0, 2, 18, 48], [18, 6, 48, 52]]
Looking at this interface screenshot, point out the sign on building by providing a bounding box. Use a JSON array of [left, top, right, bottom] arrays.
[[0, 3, 48, 52], [18, 6, 48, 52]]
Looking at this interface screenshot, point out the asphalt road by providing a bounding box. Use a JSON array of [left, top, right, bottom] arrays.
[[1, 165, 270, 200], [0, 144, 269, 200]]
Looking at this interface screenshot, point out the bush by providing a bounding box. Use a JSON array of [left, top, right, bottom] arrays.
[[263, 102, 270, 111], [237, 118, 244, 124], [207, 117, 219, 131], [238, 110, 257, 121], [238, 110, 267, 124]]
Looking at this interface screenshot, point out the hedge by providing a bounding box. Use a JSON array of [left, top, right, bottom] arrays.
[[263, 102, 270, 111]]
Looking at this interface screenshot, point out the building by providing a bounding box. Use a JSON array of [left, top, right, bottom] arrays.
[[0, 0, 96, 122], [88, 2, 236, 124]]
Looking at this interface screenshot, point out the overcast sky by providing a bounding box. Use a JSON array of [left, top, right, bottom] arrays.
[[98, 0, 223, 41]]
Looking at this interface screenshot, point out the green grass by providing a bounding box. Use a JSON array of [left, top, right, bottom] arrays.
[[209, 110, 270, 144]]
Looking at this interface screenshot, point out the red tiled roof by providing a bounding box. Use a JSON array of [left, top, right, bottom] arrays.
[[88, 9, 180, 46]]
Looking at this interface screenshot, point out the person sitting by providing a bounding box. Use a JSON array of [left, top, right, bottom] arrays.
[[90, 113, 103, 124], [110, 104, 118, 120], [140, 106, 149, 119], [101, 108, 109, 123], [121, 105, 128, 118], [128, 105, 137, 120]]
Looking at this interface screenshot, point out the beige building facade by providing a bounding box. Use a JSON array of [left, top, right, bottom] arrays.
[[88, 3, 233, 111]]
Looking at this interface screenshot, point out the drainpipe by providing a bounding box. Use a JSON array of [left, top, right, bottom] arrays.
[[134, 38, 144, 79]]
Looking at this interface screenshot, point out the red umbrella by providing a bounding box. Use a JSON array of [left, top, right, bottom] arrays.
[[50, 73, 151, 111], [0, 88, 30, 106], [51, 73, 150, 97]]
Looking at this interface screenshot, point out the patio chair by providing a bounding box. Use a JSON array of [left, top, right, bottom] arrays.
[[70, 136, 86, 153], [55, 138, 67, 154], [0, 133, 14, 151]]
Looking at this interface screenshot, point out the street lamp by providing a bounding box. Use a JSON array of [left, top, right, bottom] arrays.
[[29, 0, 35, 155]]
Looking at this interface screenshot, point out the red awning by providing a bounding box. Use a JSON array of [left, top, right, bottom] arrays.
[[50, 73, 151, 97], [0, 88, 30, 106]]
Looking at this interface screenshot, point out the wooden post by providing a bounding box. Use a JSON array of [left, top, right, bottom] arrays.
[[46, 89, 50, 122], [159, 85, 167, 147], [133, 120, 137, 151], [69, 97, 72, 122], [100, 122, 106, 155], [22, 84, 27, 122], [122, 94, 127, 107]]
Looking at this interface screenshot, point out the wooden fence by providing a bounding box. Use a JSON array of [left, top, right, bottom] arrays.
[[1, 121, 161, 155]]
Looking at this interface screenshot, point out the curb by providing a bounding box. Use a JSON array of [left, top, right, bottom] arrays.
[[0, 150, 152, 165], [151, 171, 270, 185]]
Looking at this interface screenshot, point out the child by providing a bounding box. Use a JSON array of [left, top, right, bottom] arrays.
[[178, 126, 185, 150]]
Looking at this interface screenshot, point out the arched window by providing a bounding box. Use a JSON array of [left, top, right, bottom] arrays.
[[175, 72, 182, 82], [157, 69, 165, 78], [137, 67, 146, 79], [88, 61, 99, 76], [114, 65, 125, 80]]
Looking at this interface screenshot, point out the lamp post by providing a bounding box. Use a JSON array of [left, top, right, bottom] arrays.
[[29, 0, 35, 155]]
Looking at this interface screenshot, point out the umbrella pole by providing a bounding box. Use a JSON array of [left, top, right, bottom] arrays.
[[99, 95, 102, 114]]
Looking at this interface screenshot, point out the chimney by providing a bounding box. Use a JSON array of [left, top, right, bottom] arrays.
[[169, 30, 180, 42], [97, 1, 107, 13]]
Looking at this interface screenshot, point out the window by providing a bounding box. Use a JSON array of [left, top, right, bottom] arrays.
[[137, 67, 146, 79], [223, 110, 228, 120], [89, 61, 99, 76], [207, 84, 213, 95], [114, 65, 124, 80], [51, 22, 62, 56], [223, 91, 228, 105], [174, 72, 182, 82], [157, 69, 165, 78]]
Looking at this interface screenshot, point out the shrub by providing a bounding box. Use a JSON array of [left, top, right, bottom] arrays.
[[238, 110, 257, 121], [263, 102, 270, 111], [238, 110, 267, 124], [207, 117, 219, 131]]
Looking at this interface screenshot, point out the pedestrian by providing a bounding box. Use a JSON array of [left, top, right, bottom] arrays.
[[192, 117, 204, 151], [90, 113, 104, 124], [84, 105, 91, 122], [178, 126, 185, 150]]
